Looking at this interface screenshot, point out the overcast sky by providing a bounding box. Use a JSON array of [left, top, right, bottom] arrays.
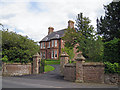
[[0, 0, 113, 42]]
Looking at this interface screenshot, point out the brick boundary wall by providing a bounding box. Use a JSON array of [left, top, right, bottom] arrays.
[[2, 63, 31, 76], [104, 73, 120, 85], [63, 62, 105, 83], [82, 62, 104, 83], [64, 63, 76, 82]]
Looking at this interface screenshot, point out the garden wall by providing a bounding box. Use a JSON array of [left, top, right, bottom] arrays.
[[64, 63, 76, 81], [63, 62, 104, 83], [2, 63, 31, 76], [104, 74, 120, 85], [82, 62, 104, 83]]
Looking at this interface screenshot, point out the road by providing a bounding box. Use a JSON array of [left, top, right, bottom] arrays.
[[2, 65, 119, 88]]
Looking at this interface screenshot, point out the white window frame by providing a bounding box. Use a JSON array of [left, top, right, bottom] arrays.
[[51, 50, 54, 59], [40, 52, 42, 58], [43, 52, 45, 59], [55, 40, 57, 47], [52, 40, 54, 47], [54, 50, 57, 58], [48, 42, 50, 48], [41, 43, 43, 49], [43, 42, 45, 49]]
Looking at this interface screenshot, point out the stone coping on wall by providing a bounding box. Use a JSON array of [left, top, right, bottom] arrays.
[[83, 62, 104, 66], [64, 63, 76, 67]]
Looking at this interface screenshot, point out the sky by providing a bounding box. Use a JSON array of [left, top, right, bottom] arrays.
[[0, 0, 113, 42]]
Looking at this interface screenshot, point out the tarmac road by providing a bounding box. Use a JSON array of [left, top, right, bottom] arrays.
[[2, 65, 119, 88]]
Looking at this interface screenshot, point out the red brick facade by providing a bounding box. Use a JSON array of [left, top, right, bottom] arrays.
[[40, 39, 64, 60], [39, 20, 74, 60]]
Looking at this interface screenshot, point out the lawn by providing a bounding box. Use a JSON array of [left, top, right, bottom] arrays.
[[44, 65, 55, 72], [45, 60, 60, 65]]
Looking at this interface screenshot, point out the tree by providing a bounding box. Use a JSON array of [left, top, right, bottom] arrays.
[[75, 13, 103, 61], [1, 24, 39, 63], [97, 2, 120, 41], [62, 13, 104, 62], [76, 13, 95, 39], [62, 27, 77, 48], [103, 38, 120, 63]]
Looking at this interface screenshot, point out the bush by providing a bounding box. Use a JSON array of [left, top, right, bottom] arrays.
[[104, 62, 120, 74], [104, 38, 120, 63], [2, 30, 39, 63], [2, 55, 8, 62]]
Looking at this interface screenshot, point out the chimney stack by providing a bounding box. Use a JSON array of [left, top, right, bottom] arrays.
[[68, 20, 74, 28], [48, 27, 54, 35]]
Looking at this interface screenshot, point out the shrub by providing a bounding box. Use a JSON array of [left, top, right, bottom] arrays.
[[2, 55, 8, 62], [2, 30, 39, 63], [104, 38, 120, 63], [104, 62, 120, 74]]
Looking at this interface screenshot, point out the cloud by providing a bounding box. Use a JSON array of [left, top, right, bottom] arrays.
[[0, 0, 113, 42]]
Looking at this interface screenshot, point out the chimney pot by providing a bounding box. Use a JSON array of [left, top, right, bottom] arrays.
[[68, 20, 74, 28], [48, 27, 54, 35]]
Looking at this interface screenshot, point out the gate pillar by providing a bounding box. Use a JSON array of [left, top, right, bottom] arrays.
[[75, 53, 85, 83], [60, 52, 69, 76], [33, 52, 41, 74]]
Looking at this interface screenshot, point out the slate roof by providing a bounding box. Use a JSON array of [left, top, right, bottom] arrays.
[[40, 29, 66, 42]]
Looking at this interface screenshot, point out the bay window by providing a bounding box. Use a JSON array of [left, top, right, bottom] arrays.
[[52, 40, 54, 47], [41, 43, 43, 49], [55, 40, 57, 47], [55, 50, 57, 58], [43, 42, 45, 48], [51, 50, 54, 58], [48, 42, 50, 48]]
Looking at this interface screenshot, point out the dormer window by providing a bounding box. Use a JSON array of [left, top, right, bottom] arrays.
[[45, 37, 48, 41], [55, 34, 59, 38]]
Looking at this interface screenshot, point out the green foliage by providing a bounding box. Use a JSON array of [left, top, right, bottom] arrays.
[[61, 47, 75, 62], [44, 65, 55, 72], [79, 36, 104, 62], [2, 55, 8, 62], [76, 13, 95, 39], [62, 27, 77, 48], [103, 38, 120, 63], [1, 27, 39, 63], [104, 62, 120, 74], [97, 2, 120, 41], [75, 13, 104, 62], [62, 13, 104, 62]]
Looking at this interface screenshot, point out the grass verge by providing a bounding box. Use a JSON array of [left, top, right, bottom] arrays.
[[44, 65, 55, 72]]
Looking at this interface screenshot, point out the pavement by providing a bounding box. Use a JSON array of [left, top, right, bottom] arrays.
[[2, 65, 119, 88]]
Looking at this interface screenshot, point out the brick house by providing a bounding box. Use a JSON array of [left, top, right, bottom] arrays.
[[39, 20, 75, 60]]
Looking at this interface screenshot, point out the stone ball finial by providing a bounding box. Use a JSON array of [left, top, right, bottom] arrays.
[[75, 53, 85, 62]]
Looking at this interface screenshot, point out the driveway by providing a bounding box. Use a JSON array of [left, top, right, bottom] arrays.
[[2, 65, 119, 88], [14, 65, 64, 82]]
